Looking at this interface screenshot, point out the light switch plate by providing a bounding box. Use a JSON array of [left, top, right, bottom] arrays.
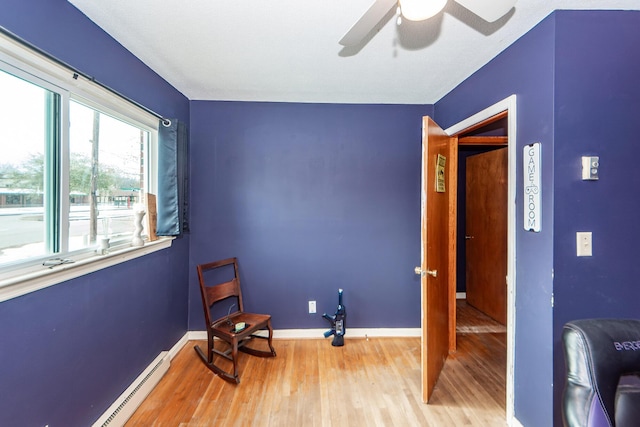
[[576, 232, 592, 256]]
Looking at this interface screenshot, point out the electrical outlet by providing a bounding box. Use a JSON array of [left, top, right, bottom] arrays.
[[308, 300, 316, 314]]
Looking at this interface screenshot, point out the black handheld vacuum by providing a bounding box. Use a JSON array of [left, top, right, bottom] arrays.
[[323, 288, 346, 346]]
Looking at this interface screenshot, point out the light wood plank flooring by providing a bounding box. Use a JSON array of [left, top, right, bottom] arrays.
[[126, 303, 506, 426]]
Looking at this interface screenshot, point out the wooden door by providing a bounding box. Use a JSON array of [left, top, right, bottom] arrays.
[[465, 147, 508, 324], [419, 117, 456, 403]]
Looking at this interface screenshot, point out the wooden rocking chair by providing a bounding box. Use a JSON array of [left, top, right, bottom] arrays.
[[194, 257, 276, 384]]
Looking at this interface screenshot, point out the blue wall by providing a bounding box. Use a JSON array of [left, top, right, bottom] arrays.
[[435, 13, 557, 427], [189, 101, 430, 330], [0, 1, 190, 425], [552, 11, 640, 426], [437, 10, 640, 426]]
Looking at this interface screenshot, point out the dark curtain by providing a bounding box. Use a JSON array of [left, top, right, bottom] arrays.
[[156, 119, 189, 236]]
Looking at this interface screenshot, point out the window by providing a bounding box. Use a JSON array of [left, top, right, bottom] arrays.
[[0, 34, 161, 280], [68, 100, 150, 251], [0, 70, 54, 265]]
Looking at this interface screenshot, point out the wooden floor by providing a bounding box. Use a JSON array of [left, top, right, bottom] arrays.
[[126, 302, 506, 426]]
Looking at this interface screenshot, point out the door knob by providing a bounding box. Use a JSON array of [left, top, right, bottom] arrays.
[[414, 267, 437, 278], [465, 235, 474, 240]]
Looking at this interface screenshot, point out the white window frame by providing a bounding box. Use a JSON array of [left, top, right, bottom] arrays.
[[0, 32, 173, 303]]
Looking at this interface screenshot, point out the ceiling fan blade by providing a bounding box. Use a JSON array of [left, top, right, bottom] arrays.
[[339, 0, 398, 46], [454, 0, 516, 22]]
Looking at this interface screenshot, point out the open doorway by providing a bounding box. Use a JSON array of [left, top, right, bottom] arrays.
[[456, 115, 509, 412], [457, 114, 508, 324], [444, 96, 517, 421]]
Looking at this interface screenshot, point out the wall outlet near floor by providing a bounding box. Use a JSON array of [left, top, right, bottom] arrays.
[[308, 300, 316, 314]]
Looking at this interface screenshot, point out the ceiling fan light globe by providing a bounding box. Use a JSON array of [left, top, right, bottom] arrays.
[[399, 0, 447, 21]]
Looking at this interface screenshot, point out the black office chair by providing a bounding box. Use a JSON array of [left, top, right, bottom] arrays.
[[562, 319, 640, 426]]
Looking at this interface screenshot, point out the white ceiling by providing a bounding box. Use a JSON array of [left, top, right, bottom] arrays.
[[68, 0, 639, 105]]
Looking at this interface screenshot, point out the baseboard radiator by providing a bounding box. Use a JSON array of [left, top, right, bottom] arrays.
[[92, 351, 170, 427]]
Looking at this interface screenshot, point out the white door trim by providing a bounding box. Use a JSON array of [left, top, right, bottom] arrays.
[[444, 94, 517, 424]]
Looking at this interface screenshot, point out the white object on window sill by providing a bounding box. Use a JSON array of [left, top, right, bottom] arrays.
[[0, 237, 173, 303], [131, 210, 146, 247], [97, 237, 111, 255]]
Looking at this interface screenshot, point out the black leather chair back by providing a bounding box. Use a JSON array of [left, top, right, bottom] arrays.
[[562, 319, 640, 427]]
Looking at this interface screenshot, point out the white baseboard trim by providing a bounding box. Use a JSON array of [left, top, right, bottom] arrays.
[[189, 327, 420, 341], [456, 292, 466, 299], [92, 335, 190, 427], [168, 332, 190, 360], [92, 351, 170, 427], [509, 417, 524, 427]]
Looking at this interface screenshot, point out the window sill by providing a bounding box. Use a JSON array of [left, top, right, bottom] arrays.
[[0, 238, 173, 303]]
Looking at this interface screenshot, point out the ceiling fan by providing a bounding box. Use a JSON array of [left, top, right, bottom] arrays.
[[339, 0, 517, 46]]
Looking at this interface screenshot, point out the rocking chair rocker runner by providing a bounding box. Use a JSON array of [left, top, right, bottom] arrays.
[[194, 257, 276, 384]]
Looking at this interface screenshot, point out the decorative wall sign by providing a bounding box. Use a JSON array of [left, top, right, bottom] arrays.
[[436, 154, 446, 193], [523, 143, 541, 232]]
